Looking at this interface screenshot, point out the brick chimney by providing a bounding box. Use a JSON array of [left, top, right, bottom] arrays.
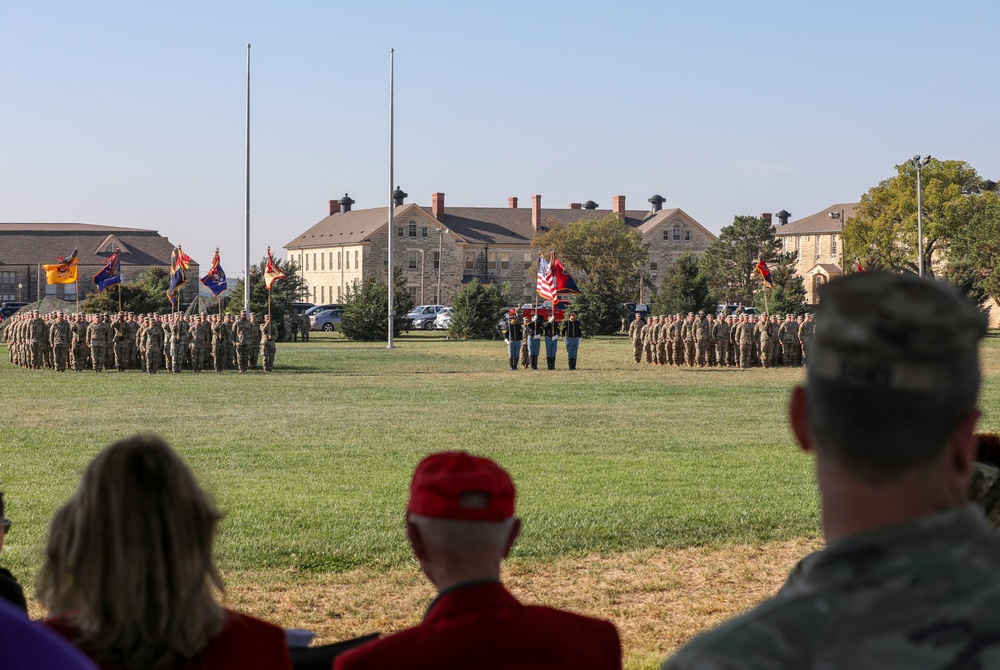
[[329, 199, 340, 215], [761, 212, 773, 225], [532, 194, 542, 231], [432, 192, 445, 221], [569, 203, 582, 210], [509, 196, 518, 209], [612, 195, 626, 214]]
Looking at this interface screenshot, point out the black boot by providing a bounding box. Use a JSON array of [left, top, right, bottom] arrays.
[[547, 356, 555, 370], [530, 355, 538, 370], [569, 358, 577, 370], [509, 357, 516, 370]]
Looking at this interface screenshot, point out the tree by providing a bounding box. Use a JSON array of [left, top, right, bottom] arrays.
[[753, 254, 807, 315], [338, 270, 414, 341], [81, 268, 173, 314], [447, 279, 511, 340], [698, 215, 785, 306], [531, 213, 649, 335], [843, 158, 994, 276], [651, 253, 714, 315], [947, 200, 1000, 305], [227, 258, 306, 324]]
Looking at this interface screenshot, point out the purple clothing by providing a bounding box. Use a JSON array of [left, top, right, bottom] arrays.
[[0, 598, 96, 670]]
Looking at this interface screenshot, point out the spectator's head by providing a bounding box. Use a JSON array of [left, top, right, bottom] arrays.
[[792, 271, 986, 487], [405, 452, 521, 591], [38, 434, 224, 670]]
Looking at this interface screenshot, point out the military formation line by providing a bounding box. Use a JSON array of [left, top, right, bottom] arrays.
[[2, 310, 314, 374], [627, 311, 814, 368]]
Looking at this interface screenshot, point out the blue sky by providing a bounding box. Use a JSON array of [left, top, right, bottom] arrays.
[[2, 0, 998, 274]]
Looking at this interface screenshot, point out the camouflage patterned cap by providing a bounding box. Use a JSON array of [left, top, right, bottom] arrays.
[[810, 271, 987, 392]]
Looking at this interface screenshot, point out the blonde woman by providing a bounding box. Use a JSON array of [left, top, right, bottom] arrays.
[[40, 434, 291, 670]]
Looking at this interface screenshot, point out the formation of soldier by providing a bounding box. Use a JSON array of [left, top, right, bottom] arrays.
[[4, 310, 281, 373], [627, 311, 814, 369], [282, 311, 310, 342]]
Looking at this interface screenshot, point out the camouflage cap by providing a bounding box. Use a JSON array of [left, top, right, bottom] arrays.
[[810, 271, 987, 392]]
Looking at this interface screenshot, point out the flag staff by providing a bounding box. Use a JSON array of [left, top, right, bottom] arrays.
[[386, 48, 396, 350], [244, 43, 252, 316], [118, 283, 122, 313]]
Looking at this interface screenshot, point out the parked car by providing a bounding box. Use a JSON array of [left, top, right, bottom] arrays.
[[291, 302, 315, 315], [434, 307, 453, 330], [405, 305, 447, 330], [310, 309, 343, 332], [304, 303, 345, 316]]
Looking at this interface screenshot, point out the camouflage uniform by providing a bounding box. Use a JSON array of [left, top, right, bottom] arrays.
[[799, 315, 815, 367], [145, 319, 164, 374], [260, 317, 278, 371], [298, 312, 310, 342], [248, 314, 261, 369], [693, 313, 709, 367], [49, 314, 71, 372], [233, 313, 254, 372], [628, 316, 644, 364]]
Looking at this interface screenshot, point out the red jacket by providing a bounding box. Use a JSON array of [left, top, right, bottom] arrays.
[[334, 581, 621, 670]]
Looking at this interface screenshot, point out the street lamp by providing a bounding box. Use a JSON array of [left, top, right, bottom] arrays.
[[909, 154, 931, 277], [828, 209, 845, 274], [17, 282, 23, 302]]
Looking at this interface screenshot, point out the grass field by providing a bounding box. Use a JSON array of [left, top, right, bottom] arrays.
[[4, 332, 1000, 668]]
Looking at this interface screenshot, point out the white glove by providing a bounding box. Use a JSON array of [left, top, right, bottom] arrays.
[[553, 336, 559, 341], [504, 339, 510, 345], [534, 335, 541, 340]]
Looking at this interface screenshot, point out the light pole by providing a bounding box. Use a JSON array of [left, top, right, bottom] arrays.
[[17, 282, 23, 302], [436, 227, 444, 305], [828, 209, 845, 274], [408, 249, 425, 304], [909, 154, 931, 277]]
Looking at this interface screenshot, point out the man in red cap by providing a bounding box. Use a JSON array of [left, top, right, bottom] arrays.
[[335, 451, 622, 669]]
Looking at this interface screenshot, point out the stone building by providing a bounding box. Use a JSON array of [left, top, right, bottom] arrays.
[[771, 203, 857, 304], [284, 190, 717, 306], [0, 223, 199, 304]]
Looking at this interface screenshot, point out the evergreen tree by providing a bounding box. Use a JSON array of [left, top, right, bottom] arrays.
[[81, 268, 173, 314], [448, 279, 511, 340], [752, 254, 807, 315], [226, 258, 306, 324], [651, 253, 713, 315], [698, 215, 785, 306], [338, 270, 414, 341]]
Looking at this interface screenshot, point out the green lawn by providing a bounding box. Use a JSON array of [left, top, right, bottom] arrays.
[[4, 332, 999, 582]]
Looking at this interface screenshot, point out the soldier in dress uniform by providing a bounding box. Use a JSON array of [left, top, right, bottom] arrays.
[[334, 451, 622, 670], [563, 312, 582, 370], [501, 311, 524, 371]]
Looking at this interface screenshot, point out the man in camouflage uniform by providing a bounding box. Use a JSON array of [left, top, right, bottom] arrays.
[[736, 315, 753, 369], [693, 312, 710, 367], [211, 315, 228, 372], [755, 312, 773, 369], [799, 313, 815, 367], [672, 314, 685, 366], [49, 311, 71, 372], [519, 316, 533, 369], [87, 314, 111, 372], [298, 311, 310, 342], [260, 314, 278, 372], [713, 313, 730, 368], [248, 313, 261, 370], [233, 311, 254, 373], [628, 313, 644, 364], [145, 315, 164, 374], [283, 312, 296, 342], [665, 272, 998, 670]]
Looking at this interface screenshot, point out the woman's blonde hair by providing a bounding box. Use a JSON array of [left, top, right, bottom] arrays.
[[38, 434, 225, 669]]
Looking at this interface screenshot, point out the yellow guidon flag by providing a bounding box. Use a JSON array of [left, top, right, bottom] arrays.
[[264, 246, 286, 290], [42, 250, 79, 284]]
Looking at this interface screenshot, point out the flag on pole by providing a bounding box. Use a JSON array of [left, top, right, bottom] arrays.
[[200, 248, 228, 296], [536, 254, 557, 303], [550, 256, 580, 294], [754, 258, 773, 288], [93, 249, 122, 292], [166, 264, 187, 303], [42, 250, 78, 284], [175, 246, 194, 270], [264, 247, 286, 290]]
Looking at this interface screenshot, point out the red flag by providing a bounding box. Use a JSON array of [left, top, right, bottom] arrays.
[[755, 258, 773, 288], [551, 257, 580, 294], [176, 246, 194, 270], [264, 247, 286, 290], [855, 258, 865, 273], [536, 254, 557, 303]]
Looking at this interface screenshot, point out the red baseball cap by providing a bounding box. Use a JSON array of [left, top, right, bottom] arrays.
[[407, 451, 516, 522]]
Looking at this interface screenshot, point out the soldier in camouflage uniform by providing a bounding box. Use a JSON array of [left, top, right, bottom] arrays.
[[693, 312, 709, 367], [799, 313, 815, 367], [49, 311, 71, 372], [283, 312, 296, 343], [145, 315, 164, 374], [628, 313, 644, 363], [260, 314, 278, 372], [233, 311, 254, 373], [665, 271, 996, 670], [298, 311, 310, 342], [672, 314, 685, 366], [248, 313, 261, 370]]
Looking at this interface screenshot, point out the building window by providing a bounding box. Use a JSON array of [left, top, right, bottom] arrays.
[[409, 223, 417, 237], [45, 282, 57, 296], [346, 253, 350, 270], [383, 251, 388, 269], [64, 283, 76, 300], [831, 235, 838, 257], [500, 252, 509, 270], [650, 261, 658, 271], [338, 251, 342, 270], [321, 254, 325, 271], [421, 227, 428, 237], [466, 251, 475, 270], [662, 230, 669, 240], [524, 252, 532, 269], [408, 251, 419, 270], [433, 251, 440, 270], [305, 255, 310, 271], [355, 250, 359, 268], [313, 253, 317, 271], [796, 237, 801, 258], [684, 230, 691, 241], [397, 227, 403, 237], [321, 286, 325, 302], [488, 252, 498, 270], [312, 287, 316, 302], [673, 226, 680, 241], [337, 286, 342, 300], [815, 236, 821, 259], [408, 286, 418, 301]]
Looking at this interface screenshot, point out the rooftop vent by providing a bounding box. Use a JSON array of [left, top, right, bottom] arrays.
[[583, 200, 599, 210], [339, 193, 356, 213]]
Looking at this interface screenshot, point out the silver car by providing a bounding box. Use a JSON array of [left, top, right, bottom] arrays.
[[309, 309, 343, 332]]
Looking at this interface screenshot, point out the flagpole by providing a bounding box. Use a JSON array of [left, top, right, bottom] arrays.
[[244, 43, 252, 316], [75, 274, 79, 313], [118, 283, 122, 313], [386, 48, 396, 350]]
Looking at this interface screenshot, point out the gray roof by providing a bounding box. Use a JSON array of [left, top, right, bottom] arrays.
[[774, 203, 859, 236], [0, 222, 192, 268], [285, 204, 661, 250]]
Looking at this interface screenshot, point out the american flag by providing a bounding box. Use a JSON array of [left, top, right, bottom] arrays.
[[536, 255, 557, 303]]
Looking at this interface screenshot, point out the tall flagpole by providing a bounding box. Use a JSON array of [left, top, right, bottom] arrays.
[[386, 48, 396, 349], [244, 43, 252, 316]]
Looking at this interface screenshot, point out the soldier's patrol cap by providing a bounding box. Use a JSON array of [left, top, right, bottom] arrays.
[[810, 271, 986, 393]]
